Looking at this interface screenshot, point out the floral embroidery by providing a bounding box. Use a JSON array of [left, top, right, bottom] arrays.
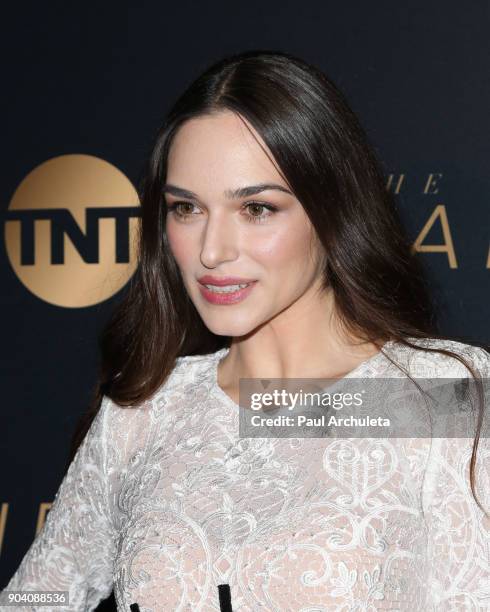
[[3, 338, 489, 611]]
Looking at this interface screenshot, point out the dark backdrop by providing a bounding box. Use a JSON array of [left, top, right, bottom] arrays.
[[1, 2, 489, 609]]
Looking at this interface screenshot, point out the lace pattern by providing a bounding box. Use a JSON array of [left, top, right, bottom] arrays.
[[2, 338, 489, 611]]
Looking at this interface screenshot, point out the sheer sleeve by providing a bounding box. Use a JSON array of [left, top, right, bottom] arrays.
[[422, 347, 490, 610], [1, 396, 118, 611]]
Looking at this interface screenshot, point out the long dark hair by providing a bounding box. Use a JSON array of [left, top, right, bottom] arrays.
[[68, 49, 489, 514]]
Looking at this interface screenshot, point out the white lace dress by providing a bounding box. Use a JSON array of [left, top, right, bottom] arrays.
[[2, 338, 489, 611]]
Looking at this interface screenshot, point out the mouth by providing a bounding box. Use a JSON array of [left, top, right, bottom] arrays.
[[198, 280, 257, 304], [201, 282, 251, 293]]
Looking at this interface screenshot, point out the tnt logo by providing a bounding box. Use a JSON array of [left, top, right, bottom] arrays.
[[4, 154, 140, 307]]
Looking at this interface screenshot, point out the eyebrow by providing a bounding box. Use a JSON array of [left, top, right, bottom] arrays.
[[163, 182, 293, 200]]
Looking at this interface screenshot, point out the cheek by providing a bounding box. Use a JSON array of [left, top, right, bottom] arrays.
[[251, 225, 314, 272], [165, 221, 193, 269]]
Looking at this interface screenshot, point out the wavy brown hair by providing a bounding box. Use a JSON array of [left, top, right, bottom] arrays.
[[67, 50, 489, 515]]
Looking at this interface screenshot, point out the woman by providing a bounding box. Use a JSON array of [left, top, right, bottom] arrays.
[[3, 50, 489, 611]]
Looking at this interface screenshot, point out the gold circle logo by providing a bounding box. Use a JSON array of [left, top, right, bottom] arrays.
[[4, 154, 140, 307]]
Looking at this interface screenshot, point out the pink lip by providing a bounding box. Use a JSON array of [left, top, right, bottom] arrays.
[[197, 275, 257, 286], [198, 280, 257, 305]]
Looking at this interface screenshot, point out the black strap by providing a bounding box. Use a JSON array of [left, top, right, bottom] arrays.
[[218, 583, 233, 611], [130, 588, 233, 611]]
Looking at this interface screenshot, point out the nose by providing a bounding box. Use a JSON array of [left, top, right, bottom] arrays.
[[200, 210, 239, 269]]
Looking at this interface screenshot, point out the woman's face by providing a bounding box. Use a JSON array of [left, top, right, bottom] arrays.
[[165, 110, 326, 337]]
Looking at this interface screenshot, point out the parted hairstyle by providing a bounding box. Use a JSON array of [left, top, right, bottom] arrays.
[[67, 49, 489, 515]]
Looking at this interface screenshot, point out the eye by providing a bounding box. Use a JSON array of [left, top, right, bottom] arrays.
[[166, 200, 279, 223], [242, 201, 278, 224], [166, 201, 200, 219]]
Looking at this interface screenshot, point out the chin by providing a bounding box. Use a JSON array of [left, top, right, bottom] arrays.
[[199, 313, 258, 338]]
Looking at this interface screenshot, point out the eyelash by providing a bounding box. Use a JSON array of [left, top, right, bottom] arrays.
[[166, 201, 278, 224]]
